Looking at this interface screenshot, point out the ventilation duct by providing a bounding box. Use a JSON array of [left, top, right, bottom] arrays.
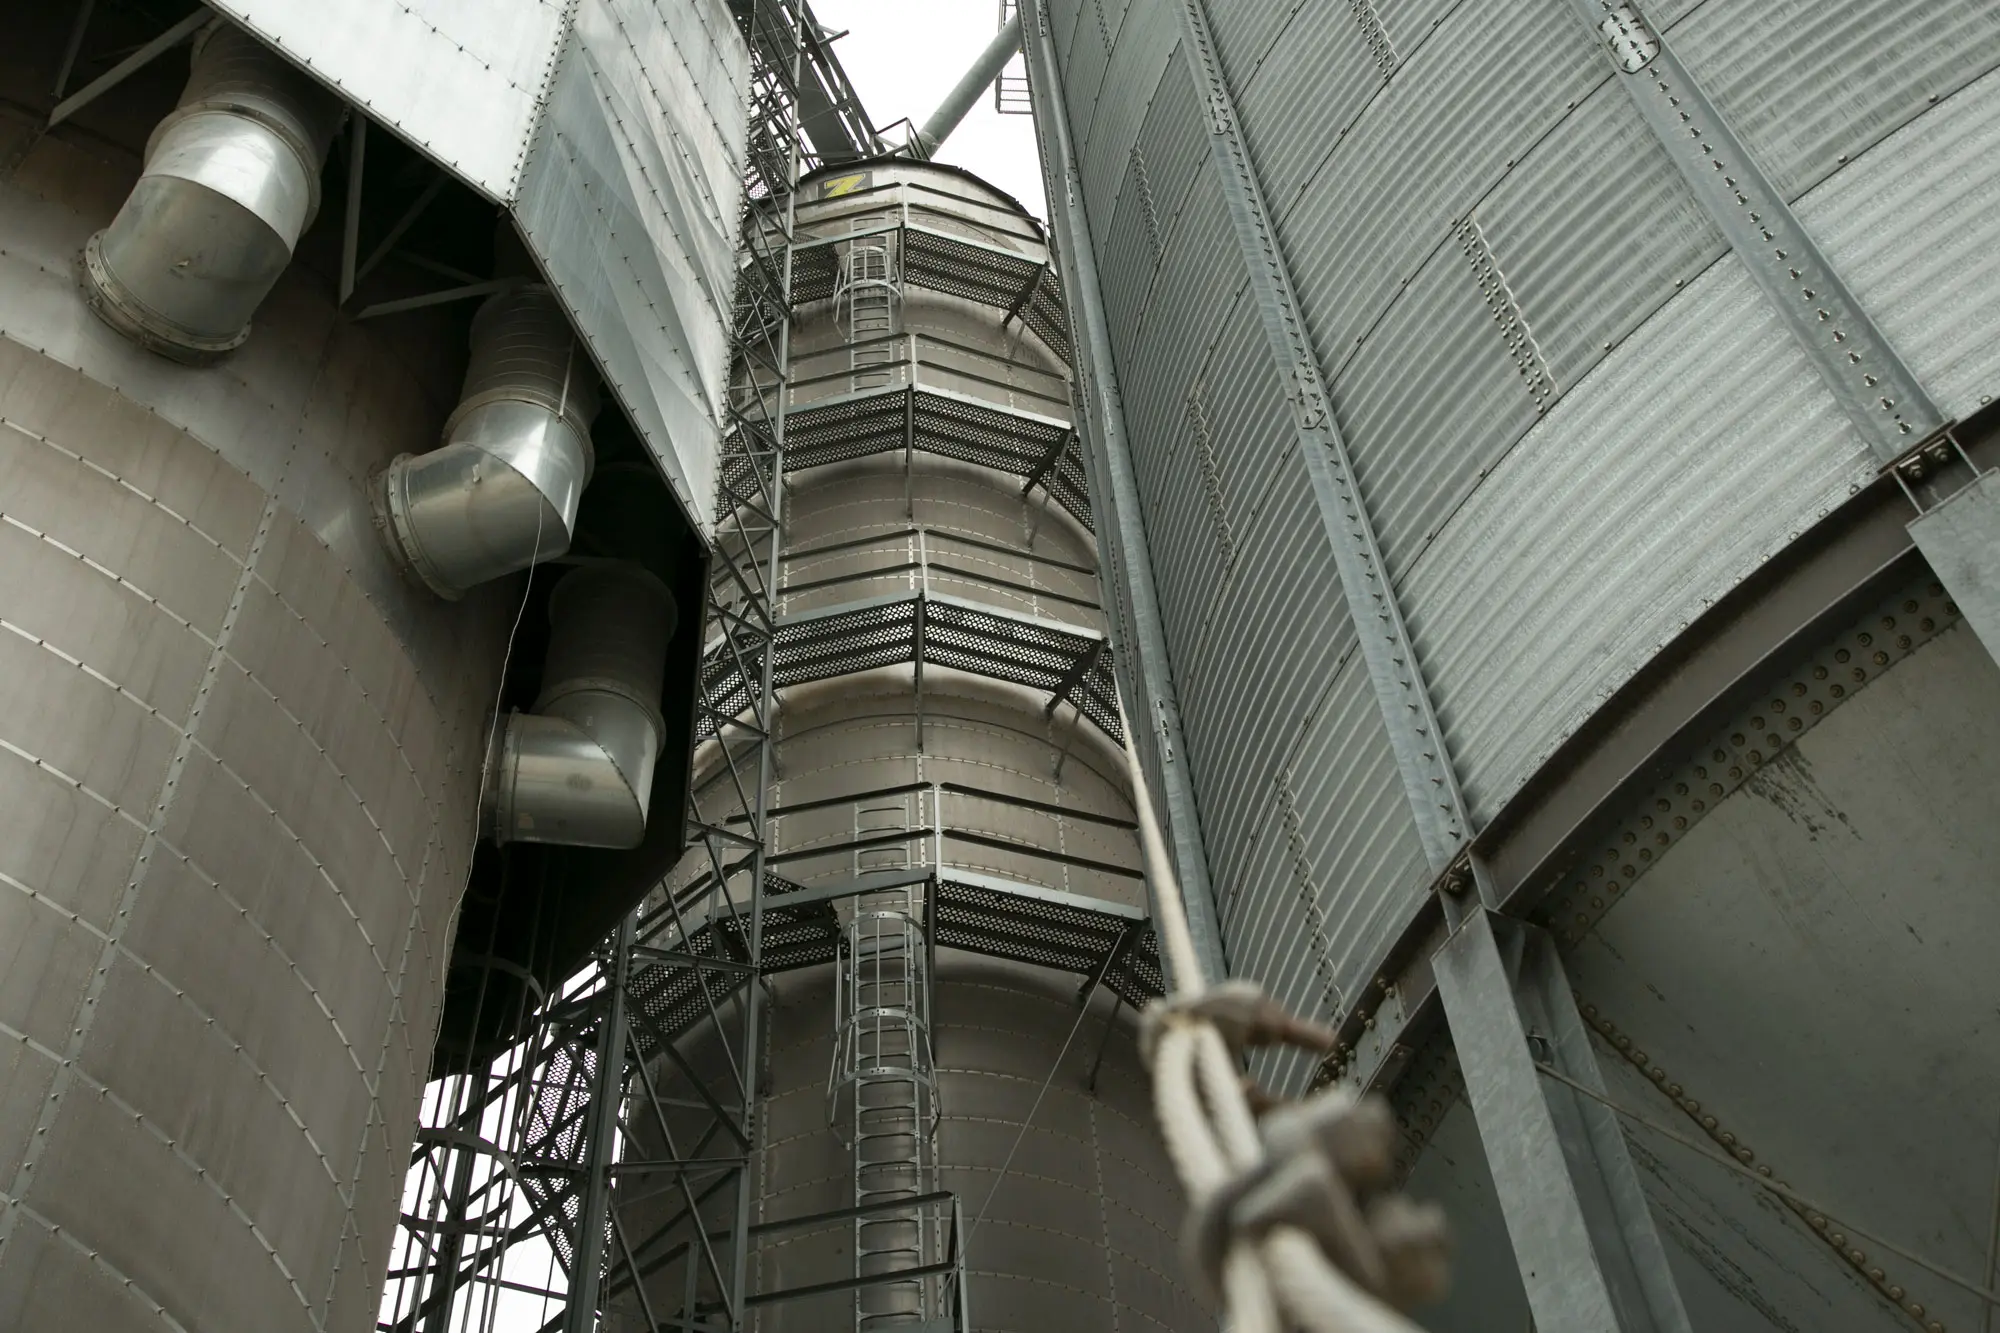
[[82, 22, 340, 362], [376, 286, 599, 599], [486, 564, 676, 850]]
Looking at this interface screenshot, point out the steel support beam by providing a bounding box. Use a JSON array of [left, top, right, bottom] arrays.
[[564, 917, 637, 1333], [46, 9, 206, 128], [1023, 0, 1225, 986], [1434, 909, 1692, 1333], [1148, 0, 1694, 1323], [1566, 0, 2000, 661]]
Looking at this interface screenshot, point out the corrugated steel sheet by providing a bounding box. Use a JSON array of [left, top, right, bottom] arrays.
[[1278, 0, 1601, 373], [1669, 0, 2000, 201], [1233, 0, 1385, 216], [1332, 231, 1542, 585], [1081, 0, 1179, 250], [1129, 48, 1206, 248], [1205, 0, 1306, 91], [1369, 0, 1455, 58], [1474, 80, 1725, 393], [1221, 647, 1427, 1100], [1199, 290, 1296, 526], [1174, 446, 1355, 909], [1100, 148, 1165, 341], [1402, 255, 1875, 822], [1114, 183, 1236, 487], [1048, 0, 1093, 66], [1062, 0, 1114, 156], [1798, 68, 2000, 420]]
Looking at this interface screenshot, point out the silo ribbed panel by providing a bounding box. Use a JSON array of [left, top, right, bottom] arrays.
[[1401, 254, 1874, 820], [1670, 0, 2000, 201], [1800, 65, 2000, 421]]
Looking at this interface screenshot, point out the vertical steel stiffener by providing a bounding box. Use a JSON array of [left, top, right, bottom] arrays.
[[1036, 0, 1697, 1324]]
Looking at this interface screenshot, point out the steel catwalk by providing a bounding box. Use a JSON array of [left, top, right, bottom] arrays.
[[622, 159, 1207, 1332]]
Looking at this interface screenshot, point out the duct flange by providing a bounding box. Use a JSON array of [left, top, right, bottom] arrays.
[[82, 22, 340, 363]]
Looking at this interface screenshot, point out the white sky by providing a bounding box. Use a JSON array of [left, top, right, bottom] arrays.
[[812, 0, 1049, 217]]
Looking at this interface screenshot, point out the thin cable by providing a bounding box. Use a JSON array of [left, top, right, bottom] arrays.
[[966, 988, 1100, 1240], [451, 502, 547, 999], [1535, 1061, 2000, 1311]]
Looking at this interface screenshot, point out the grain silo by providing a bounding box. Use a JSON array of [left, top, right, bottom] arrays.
[[1025, 0, 2000, 1328], [0, 1, 736, 1327]]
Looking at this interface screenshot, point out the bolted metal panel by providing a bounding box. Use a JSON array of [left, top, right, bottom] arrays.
[[1331, 226, 1544, 588], [1223, 654, 1429, 1100], [1077, 0, 1178, 252], [1402, 254, 1874, 822], [1097, 145, 1166, 344], [1560, 0, 1946, 464], [1172, 448, 1362, 915], [1798, 66, 2000, 420], [1667, 0, 2000, 202], [0, 197, 501, 1333], [1128, 46, 1206, 248], [1278, 0, 1601, 373], [1200, 0, 1296, 89], [1473, 78, 1725, 393], [738, 958, 1205, 1332], [1563, 620, 2000, 1331], [1230, 0, 1384, 218], [514, 0, 750, 540], [204, 0, 568, 201]]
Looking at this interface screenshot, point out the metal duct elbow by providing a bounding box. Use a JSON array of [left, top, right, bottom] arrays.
[[83, 22, 340, 362], [376, 287, 600, 599], [487, 565, 676, 850]]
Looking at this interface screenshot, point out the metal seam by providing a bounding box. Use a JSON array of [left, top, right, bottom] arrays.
[[0, 1018, 328, 1322], [0, 848, 375, 1092], [1564, 0, 1946, 462], [0, 511, 217, 643], [1579, 997, 1949, 1331], [1457, 215, 1559, 412], [1169, 0, 1469, 870], [0, 416, 236, 556], [1536, 575, 1962, 945], [0, 454, 290, 1268], [0, 1193, 192, 1331]]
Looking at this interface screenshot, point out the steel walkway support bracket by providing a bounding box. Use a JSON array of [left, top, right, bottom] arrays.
[[1568, 1, 2000, 663], [1024, 0, 1226, 987], [1434, 908, 1694, 1333]]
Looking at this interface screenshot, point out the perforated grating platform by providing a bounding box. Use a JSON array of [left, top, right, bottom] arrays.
[[786, 224, 1072, 364], [700, 590, 1120, 744]]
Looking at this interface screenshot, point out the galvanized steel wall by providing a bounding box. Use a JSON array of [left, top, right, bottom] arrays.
[[207, 0, 752, 537], [0, 112, 503, 1330], [1044, 0, 2000, 1102]]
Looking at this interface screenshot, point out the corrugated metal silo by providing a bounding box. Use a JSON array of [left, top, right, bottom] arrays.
[[1026, 0, 2000, 1327]]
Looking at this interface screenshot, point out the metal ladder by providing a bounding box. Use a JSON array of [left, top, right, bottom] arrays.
[[829, 880, 940, 1330], [836, 239, 900, 392]]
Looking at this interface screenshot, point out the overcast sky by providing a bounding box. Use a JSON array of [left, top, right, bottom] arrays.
[[812, 0, 1049, 216]]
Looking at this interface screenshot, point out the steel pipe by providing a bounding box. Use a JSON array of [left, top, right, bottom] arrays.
[[487, 565, 676, 850], [914, 13, 1022, 158], [376, 286, 599, 598], [82, 22, 340, 362]]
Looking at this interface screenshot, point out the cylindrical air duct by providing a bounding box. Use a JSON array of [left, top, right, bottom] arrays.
[[81, 22, 340, 361], [486, 564, 675, 849], [915, 12, 1023, 158], [376, 286, 600, 598]]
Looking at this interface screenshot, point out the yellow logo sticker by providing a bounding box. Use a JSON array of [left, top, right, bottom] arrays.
[[820, 173, 869, 198]]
